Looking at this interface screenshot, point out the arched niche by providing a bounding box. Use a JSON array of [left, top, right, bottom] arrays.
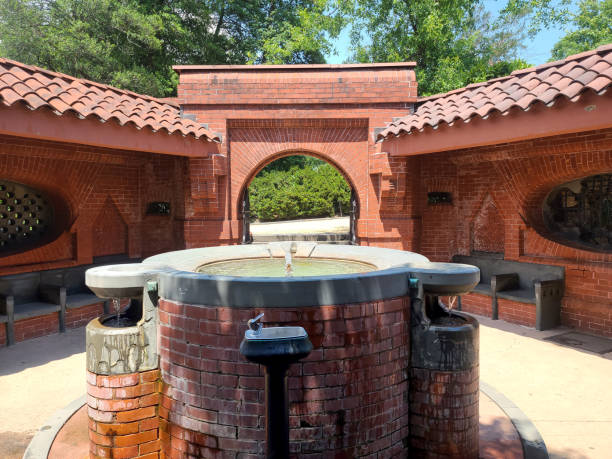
[[0, 180, 68, 256], [543, 174, 611, 252], [471, 195, 505, 256]]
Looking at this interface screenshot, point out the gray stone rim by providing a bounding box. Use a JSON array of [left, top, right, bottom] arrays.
[[22, 395, 85, 459], [480, 381, 549, 459]]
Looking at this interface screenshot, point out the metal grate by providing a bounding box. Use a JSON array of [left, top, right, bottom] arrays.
[[545, 174, 611, 251], [0, 181, 53, 253]]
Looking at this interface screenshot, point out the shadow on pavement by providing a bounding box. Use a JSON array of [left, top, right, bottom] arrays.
[[0, 327, 86, 376]]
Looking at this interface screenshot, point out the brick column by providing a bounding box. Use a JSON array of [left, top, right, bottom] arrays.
[[410, 366, 479, 457], [87, 369, 161, 459], [409, 295, 480, 458]]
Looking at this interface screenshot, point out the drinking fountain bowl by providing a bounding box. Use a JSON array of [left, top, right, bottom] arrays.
[[408, 262, 480, 296], [85, 263, 168, 299], [240, 325, 313, 367], [239, 314, 313, 458]]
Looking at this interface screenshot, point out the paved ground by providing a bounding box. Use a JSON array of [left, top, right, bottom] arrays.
[[472, 313, 612, 459], [250, 216, 349, 235], [0, 327, 86, 459], [2, 317, 612, 458]]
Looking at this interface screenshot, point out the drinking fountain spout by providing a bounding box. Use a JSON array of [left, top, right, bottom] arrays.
[[247, 312, 264, 334], [240, 314, 312, 458]]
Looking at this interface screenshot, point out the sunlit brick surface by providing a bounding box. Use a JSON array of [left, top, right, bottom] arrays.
[[87, 369, 161, 459]]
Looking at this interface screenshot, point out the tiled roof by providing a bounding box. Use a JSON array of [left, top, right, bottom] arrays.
[[378, 43, 612, 140], [0, 57, 220, 142]]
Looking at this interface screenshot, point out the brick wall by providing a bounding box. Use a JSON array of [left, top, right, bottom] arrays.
[[87, 369, 161, 459], [176, 64, 417, 105], [176, 64, 419, 249], [158, 297, 411, 457], [0, 322, 6, 347], [13, 312, 59, 342], [461, 294, 493, 318], [0, 134, 188, 275], [410, 367, 479, 458], [411, 129, 612, 337], [66, 303, 106, 329]]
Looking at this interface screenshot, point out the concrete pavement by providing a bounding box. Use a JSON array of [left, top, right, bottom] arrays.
[[472, 313, 612, 459]]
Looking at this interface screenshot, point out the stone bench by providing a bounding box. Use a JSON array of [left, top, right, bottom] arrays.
[[0, 272, 64, 345], [452, 255, 565, 330], [0, 255, 138, 345]]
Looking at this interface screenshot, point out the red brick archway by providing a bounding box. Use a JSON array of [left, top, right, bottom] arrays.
[[176, 62, 418, 248], [226, 119, 369, 243], [237, 148, 360, 242]]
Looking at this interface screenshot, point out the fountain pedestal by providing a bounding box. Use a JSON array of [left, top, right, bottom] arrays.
[[239, 318, 313, 458]]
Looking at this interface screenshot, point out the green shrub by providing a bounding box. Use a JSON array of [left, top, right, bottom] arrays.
[[249, 157, 351, 221]]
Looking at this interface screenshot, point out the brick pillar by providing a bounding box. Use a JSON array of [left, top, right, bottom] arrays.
[[410, 366, 480, 457], [410, 295, 480, 458], [87, 369, 161, 459]]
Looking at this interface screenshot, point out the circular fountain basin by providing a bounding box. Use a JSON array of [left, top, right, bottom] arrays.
[[143, 243, 480, 306], [198, 257, 376, 277]]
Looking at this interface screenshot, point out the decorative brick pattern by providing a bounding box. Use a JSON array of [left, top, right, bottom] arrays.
[[471, 196, 504, 254], [93, 198, 128, 257], [410, 367, 480, 458], [87, 369, 161, 459], [0, 134, 187, 276], [158, 297, 411, 458], [176, 64, 418, 249]]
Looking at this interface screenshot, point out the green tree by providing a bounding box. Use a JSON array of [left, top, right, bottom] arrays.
[[550, 0, 612, 60], [249, 156, 351, 221], [341, 0, 531, 96], [0, 0, 344, 97]]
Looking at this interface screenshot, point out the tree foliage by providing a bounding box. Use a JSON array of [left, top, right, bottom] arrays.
[[340, 0, 531, 96], [0, 0, 344, 97], [249, 156, 351, 221], [550, 0, 612, 60]]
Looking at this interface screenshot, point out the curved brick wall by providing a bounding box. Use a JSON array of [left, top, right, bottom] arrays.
[[158, 297, 411, 457], [410, 366, 479, 458]]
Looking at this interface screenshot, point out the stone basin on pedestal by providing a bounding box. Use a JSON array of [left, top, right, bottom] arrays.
[[84, 264, 166, 375]]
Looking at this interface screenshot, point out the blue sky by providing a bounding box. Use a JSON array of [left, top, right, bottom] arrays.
[[325, 0, 575, 66]]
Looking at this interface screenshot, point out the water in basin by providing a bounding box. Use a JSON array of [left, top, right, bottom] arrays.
[[197, 257, 375, 277]]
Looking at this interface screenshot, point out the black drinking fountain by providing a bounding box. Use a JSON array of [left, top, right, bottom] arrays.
[[239, 313, 313, 459]]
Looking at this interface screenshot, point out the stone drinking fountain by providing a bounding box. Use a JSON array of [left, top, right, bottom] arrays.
[[84, 242, 480, 458]]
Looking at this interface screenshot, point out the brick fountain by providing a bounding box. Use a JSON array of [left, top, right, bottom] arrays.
[[84, 242, 480, 458]]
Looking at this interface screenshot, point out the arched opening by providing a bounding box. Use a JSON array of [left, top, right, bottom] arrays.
[[239, 153, 358, 244]]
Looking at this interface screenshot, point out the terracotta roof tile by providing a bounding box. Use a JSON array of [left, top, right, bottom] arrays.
[[0, 57, 220, 142], [378, 44, 612, 140]]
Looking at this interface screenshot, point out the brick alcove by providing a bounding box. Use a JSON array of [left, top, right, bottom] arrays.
[[471, 195, 505, 256]]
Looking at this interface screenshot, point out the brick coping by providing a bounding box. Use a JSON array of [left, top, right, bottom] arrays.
[[173, 62, 416, 71]]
